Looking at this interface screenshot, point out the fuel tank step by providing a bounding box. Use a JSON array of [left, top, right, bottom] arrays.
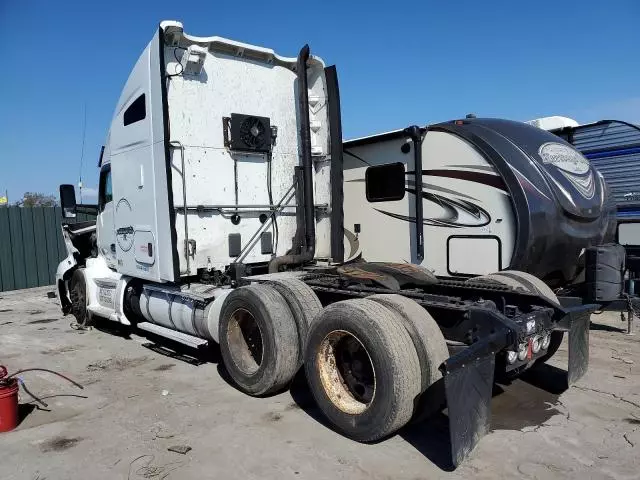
[[136, 322, 208, 349]]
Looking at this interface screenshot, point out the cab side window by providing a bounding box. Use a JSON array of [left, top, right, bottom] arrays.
[[98, 165, 112, 211], [123, 94, 146, 126]]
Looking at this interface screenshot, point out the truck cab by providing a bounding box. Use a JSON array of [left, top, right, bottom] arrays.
[[57, 20, 342, 325]]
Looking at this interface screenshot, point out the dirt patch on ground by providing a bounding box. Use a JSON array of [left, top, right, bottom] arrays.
[[153, 363, 176, 372], [41, 345, 79, 355], [28, 318, 59, 325], [40, 437, 82, 452], [263, 412, 283, 422], [86, 356, 149, 372]]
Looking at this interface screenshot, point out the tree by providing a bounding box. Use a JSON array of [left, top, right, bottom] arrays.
[[17, 192, 58, 207]]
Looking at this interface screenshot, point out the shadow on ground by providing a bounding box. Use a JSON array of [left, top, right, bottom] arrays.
[[17, 403, 36, 426], [520, 362, 570, 394], [590, 321, 627, 333], [93, 321, 133, 339], [289, 361, 572, 472], [93, 317, 221, 366]]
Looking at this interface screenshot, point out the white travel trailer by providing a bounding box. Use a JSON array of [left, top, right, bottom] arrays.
[[342, 119, 619, 292]]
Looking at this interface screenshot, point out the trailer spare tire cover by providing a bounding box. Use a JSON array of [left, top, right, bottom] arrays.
[[367, 294, 448, 393], [219, 284, 300, 396], [264, 277, 322, 364], [305, 299, 421, 442]]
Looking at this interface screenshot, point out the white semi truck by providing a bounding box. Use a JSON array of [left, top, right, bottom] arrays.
[[57, 21, 598, 467]]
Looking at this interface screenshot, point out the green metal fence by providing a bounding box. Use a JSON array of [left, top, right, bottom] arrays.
[[0, 207, 95, 292]]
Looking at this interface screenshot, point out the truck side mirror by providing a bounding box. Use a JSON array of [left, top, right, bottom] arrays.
[[59, 184, 77, 218], [365, 162, 406, 202]]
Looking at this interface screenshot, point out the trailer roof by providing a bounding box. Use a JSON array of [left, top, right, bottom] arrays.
[[344, 126, 428, 148]]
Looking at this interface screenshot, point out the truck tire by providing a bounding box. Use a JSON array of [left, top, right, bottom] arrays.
[[304, 299, 421, 442], [264, 278, 322, 364], [367, 294, 448, 393], [69, 268, 92, 327], [468, 270, 563, 363], [219, 284, 300, 396], [469, 270, 559, 307]]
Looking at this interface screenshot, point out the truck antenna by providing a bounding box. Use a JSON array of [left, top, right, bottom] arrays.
[[78, 102, 87, 203]]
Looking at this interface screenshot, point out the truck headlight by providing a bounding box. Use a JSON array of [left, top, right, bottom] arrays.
[[506, 350, 518, 364]]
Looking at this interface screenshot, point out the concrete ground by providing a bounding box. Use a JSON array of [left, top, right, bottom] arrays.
[[0, 286, 639, 480]]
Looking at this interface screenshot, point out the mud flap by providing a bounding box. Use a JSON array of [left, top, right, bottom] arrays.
[[443, 353, 495, 467], [440, 330, 508, 467], [558, 306, 593, 385]]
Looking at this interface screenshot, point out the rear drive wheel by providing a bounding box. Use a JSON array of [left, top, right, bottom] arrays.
[[468, 270, 564, 364], [219, 284, 299, 396], [367, 294, 448, 393], [264, 277, 322, 365], [368, 294, 449, 420], [69, 269, 92, 327], [470, 270, 559, 306], [305, 299, 421, 442]]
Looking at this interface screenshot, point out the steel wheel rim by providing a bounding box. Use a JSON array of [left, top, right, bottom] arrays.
[[317, 330, 376, 414], [227, 308, 264, 375]]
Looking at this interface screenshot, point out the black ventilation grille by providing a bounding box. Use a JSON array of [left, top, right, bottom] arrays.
[[229, 113, 271, 153]]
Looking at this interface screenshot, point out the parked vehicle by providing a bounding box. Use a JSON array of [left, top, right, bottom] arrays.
[[545, 119, 640, 248], [57, 22, 594, 467], [342, 119, 624, 298], [531, 117, 640, 319]]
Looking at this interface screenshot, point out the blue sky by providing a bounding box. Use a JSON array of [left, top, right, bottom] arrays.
[[1, 0, 638, 203]]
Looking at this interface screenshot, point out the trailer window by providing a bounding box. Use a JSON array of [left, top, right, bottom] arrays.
[[98, 166, 112, 211], [123, 94, 146, 126], [365, 162, 406, 202]]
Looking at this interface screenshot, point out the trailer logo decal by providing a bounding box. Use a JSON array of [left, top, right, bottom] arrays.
[[539, 142, 595, 199], [538, 143, 590, 175]]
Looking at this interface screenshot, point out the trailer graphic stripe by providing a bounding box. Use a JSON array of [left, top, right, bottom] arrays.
[[407, 169, 508, 192], [376, 187, 491, 228]]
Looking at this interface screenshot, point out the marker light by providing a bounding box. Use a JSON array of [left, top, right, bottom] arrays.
[[531, 336, 542, 354], [541, 333, 551, 350], [517, 343, 528, 361]]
